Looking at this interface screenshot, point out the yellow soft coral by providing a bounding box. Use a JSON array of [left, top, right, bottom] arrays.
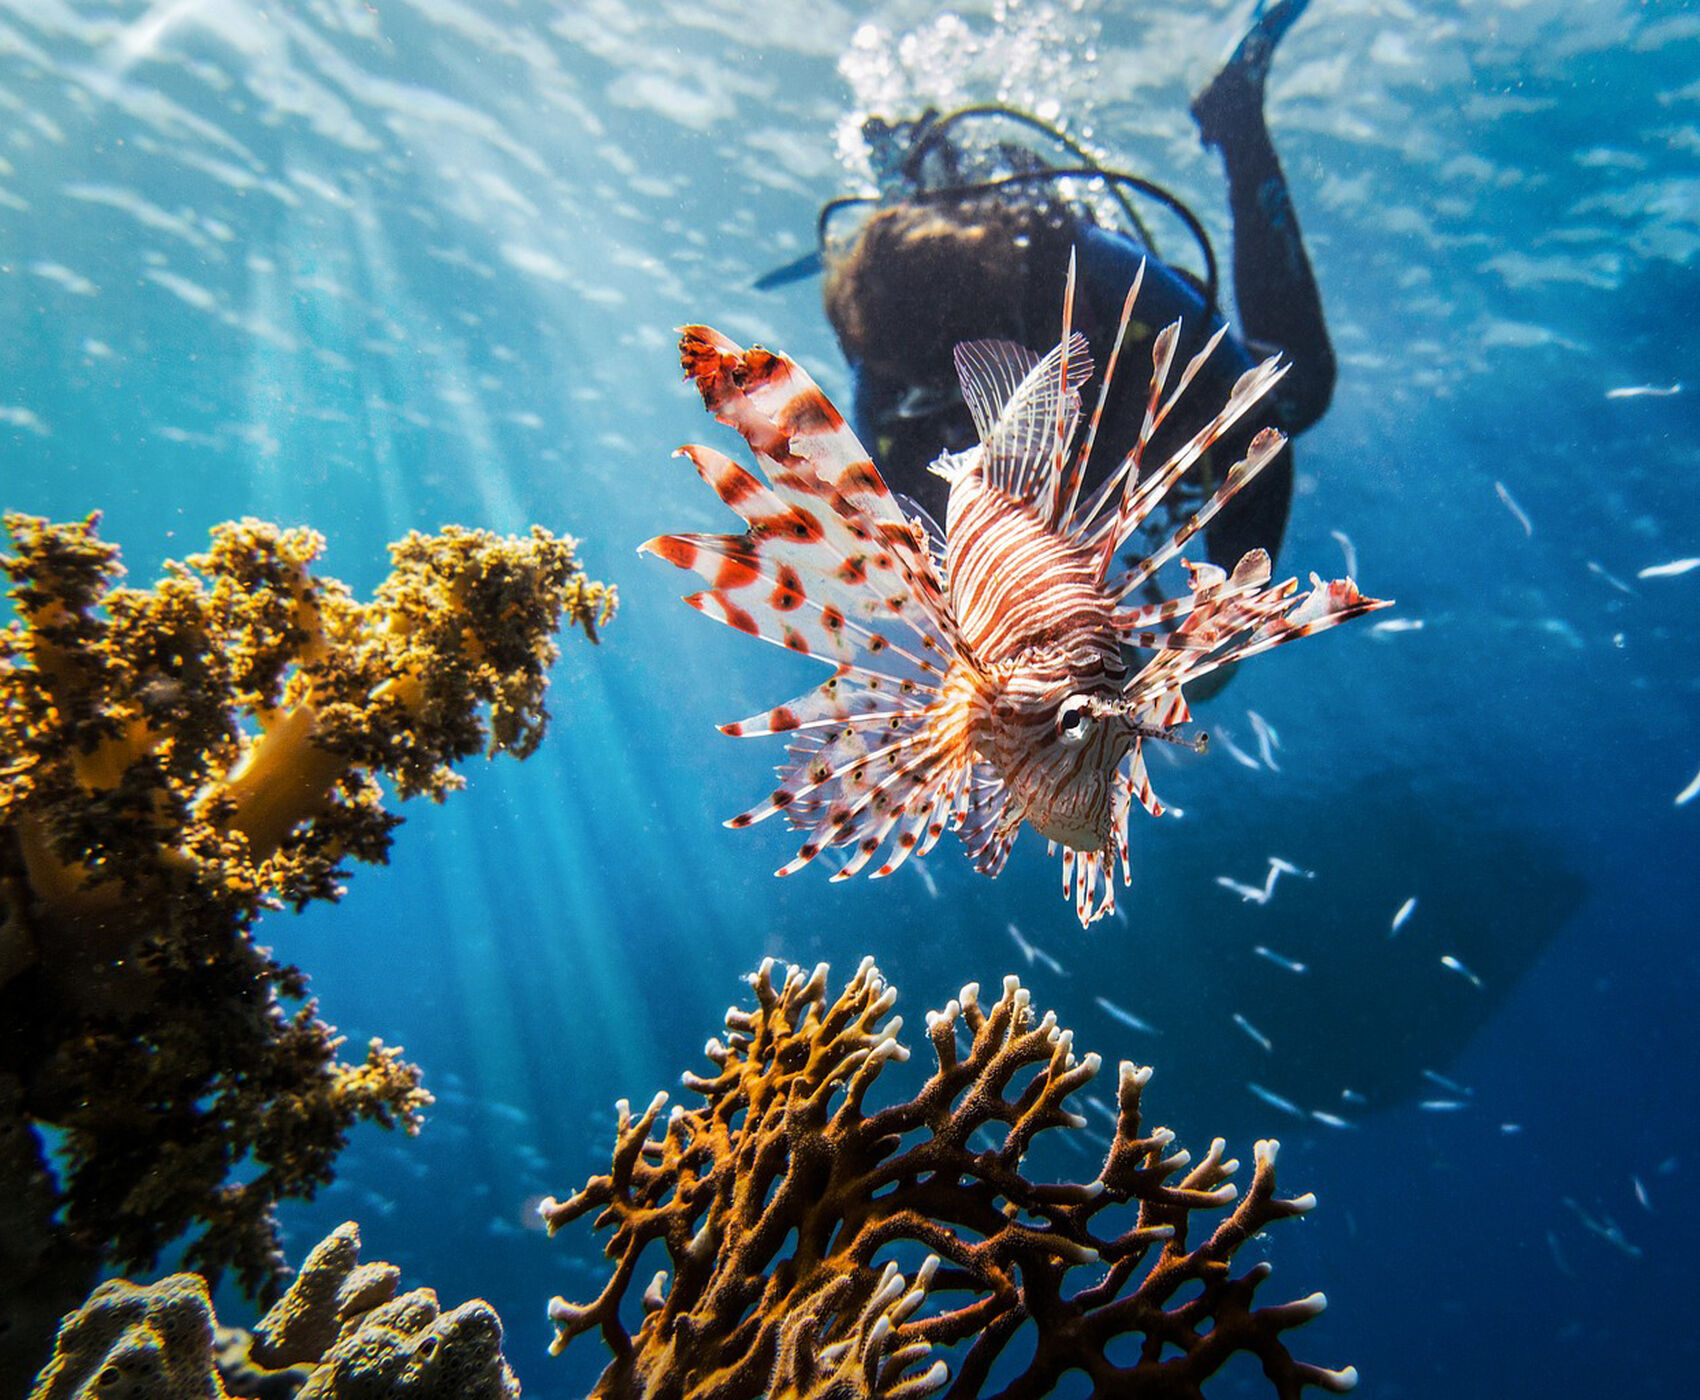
[[0, 511, 613, 1392]]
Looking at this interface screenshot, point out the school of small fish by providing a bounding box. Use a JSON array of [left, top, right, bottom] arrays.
[[646, 262, 1388, 925]]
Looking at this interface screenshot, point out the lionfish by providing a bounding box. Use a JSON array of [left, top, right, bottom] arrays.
[[644, 262, 1387, 926]]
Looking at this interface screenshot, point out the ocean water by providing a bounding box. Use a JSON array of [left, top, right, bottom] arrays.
[[4, 1, 1698, 1396]]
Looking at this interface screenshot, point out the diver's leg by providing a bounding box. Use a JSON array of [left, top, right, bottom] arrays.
[[1190, 0, 1334, 433]]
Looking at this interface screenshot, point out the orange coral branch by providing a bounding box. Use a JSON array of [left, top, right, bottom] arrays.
[[542, 959, 1357, 1400]]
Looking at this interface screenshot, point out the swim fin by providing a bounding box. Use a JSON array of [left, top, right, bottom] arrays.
[[752, 249, 824, 291]]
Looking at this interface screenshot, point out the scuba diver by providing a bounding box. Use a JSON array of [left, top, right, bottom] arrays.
[[757, 0, 1333, 582]]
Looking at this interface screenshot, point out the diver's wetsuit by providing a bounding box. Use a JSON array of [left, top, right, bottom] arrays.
[[826, 5, 1333, 578], [840, 215, 1307, 574]]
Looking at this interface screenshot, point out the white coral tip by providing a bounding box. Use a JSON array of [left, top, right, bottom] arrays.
[[917, 1360, 950, 1394]]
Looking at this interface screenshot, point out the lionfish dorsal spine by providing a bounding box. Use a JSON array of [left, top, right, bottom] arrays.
[[1062, 264, 1145, 538]]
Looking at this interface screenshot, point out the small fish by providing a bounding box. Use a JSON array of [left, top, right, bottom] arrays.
[[912, 859, 941, 900], [1585, 560, 1637, 596], [1340, 1088, 1367, 1107], [1605, 382, 1681, 399], [1420, 1068, 1471, 1096], [1311, 1110, 1352, 1129], [1638, 556, 1700, 579], [1500, 1122, 1524, 1135], [1214, 726, 1264, 771], [1247, 1082, 1305, 1118], [1390, 895, 1418, 935], [1253, 945, 1307, 974], [645, 259, 1388, 926], [1633, 1175, 1653, 1212], [1083, 1093, 1117, 1123], [1370, 616, 1424, 635], [1440, 954, 1484, 989], [1095, 995, 1160, 1035], [1419, 1099, 1469, 1112], [1247, 709, 1281, 770], [1218, 855, 1310, 905], [1494, 480, 1534, 537], [1562, 1198, 1643, 1260], [1232, 1012, 1273, 1053], [1006, 921, 1067, 977], [1330, 527, 1358, 579], [1216, 874, 1270, 903]]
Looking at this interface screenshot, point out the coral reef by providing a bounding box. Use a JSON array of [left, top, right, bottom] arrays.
[[542, 959, 1356, 1400], [0, 512, 613, 1390], [27, 1221, 518, 1400], [25, 1272, 228, 1400]]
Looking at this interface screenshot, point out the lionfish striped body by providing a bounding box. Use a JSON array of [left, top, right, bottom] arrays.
[[644, 264, 1387, 926]]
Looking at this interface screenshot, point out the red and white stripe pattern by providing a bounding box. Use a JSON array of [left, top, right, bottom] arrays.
[[645, 259, 1388, 926]]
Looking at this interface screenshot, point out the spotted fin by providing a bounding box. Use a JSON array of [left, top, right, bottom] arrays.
[[646, 328, 976, 882]]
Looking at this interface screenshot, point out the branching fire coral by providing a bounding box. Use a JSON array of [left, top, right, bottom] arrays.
[[541, 959, 1357, 1400], [0, 511, 613, 1388]]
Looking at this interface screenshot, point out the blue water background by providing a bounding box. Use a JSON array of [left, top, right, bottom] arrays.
[[5, 2, 1698, 1395]]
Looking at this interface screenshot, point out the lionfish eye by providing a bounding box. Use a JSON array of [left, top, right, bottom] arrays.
[[1055, 696, 1094, 745]]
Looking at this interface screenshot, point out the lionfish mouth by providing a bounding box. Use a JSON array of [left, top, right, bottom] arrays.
[[1083, 694, 1210, 754]]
